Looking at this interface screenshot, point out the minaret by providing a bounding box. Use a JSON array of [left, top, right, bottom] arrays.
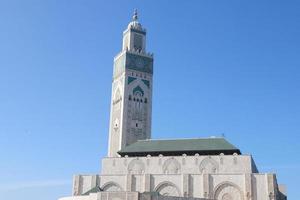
[[108, 10, 153, 157]]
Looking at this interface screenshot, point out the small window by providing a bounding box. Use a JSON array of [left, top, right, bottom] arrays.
[[129, 95, 132, 100], [136, 123, 138, 127], [144, 98, 147, 103]]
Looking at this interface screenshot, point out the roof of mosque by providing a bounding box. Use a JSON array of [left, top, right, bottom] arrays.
[[118, 137, 241, 157]]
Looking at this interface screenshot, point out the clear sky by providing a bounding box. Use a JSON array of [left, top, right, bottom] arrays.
[[0, 0, 299, 200]]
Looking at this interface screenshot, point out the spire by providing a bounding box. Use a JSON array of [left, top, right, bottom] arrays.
[[133, 9, 138, 21]]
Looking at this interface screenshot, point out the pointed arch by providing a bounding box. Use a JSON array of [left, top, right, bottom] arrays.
[[113, 87, 122, 99], [128, 79, 149, 100], [162, 157, 181, 174], [127, 158, 145, 174], [113, 82, 123, 101], [213, 181, 244, 200], [101, 181, 123, 192], [133, 85, 144, 96], [113, 86, 123, 110], [154, 181, 181, 197], [199, 157, 219, 174]]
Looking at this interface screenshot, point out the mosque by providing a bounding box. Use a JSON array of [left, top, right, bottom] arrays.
[[58, 11, 287, 200]]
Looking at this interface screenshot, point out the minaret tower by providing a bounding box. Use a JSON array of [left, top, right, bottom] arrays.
[[108, 10, 153, 157]]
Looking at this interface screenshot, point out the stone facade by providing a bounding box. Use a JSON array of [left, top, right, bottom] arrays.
[[69, 155, 286, 200]]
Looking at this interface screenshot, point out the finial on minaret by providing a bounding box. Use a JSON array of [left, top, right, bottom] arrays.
[[133, 9, 138, 21], [126, 9, 143, 32]]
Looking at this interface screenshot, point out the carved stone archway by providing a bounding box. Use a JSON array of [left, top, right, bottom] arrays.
[[199, 157, 219, 174], [155, 181, 181, 197], [213, 182, 244, 200], [162, 158, 181, 174], [128, 158, 145, 174], [101, 182, 123, 192]]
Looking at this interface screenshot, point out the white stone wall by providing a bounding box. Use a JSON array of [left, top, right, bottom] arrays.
[[107, 72, 126, 157], [71, 154, 284, 200], [72, 173, 281, 200], [101, 155, 256, 175]]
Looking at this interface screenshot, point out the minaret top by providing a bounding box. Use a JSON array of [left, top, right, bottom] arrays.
[[121, 10, 151, 55], [127, 9, 143, 31]]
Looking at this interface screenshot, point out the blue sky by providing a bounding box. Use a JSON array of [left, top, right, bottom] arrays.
[[0, 0, 299, 199]]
